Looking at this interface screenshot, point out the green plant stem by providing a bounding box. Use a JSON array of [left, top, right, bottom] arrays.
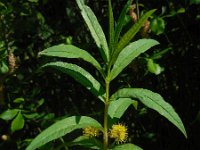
[[103, 78, 110, 150]]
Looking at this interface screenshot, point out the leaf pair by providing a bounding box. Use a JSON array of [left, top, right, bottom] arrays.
[[40, 45, 105, 101], [0, 109, 25, 132]]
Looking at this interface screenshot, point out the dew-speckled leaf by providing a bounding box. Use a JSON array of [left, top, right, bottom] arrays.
[[110, 39, 159, 80], [111, 88, 187, 138], [76, 0, 109, 62], [26, 116, 103, 150], [111, 143, 143, 150], [39, 44, 103, 74], [68, 136, 103, 149], [42, 62, 105, 101], [111, 9, 156, 64]]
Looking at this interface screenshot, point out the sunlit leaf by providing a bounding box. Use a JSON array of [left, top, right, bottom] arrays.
[[111, 88, 187, 138], [26, 116, 103, 150]]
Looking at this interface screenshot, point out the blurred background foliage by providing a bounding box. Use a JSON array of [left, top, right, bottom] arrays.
[[0, 0, 200, 149]]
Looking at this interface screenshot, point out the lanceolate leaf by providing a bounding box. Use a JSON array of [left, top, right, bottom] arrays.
[[26, 116, 103, 150], [114, 0, 133, 46], [111, 9, 156, 64], [111, 88, 187, 138], [110, 39, 159, 80], [39, 44, 104, 76], [68, 136, 103, 149], [76, 0, 109, 62], [112, 143, 143, 150], [108, 0, 115, 52], [42, 62, 105, 101]]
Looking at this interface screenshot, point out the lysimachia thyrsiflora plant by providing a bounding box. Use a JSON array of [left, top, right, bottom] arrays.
[[26, 0, 187, 150]]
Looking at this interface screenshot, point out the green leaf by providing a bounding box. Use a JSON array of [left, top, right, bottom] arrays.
[[68, 136, 103, 149], [111, 88, 187, 138], [108, 98, 134, 126], [28, 0, 38, 3], [177, 8, 185, 14], [11, 111, 25, 132], [23, 113, 40, 119], [114, 0, 133, 46], [150, 47, 172, 60], [0, 109, 19, 121], [147, 59, 164, 75], [13, 98, 24, 103], [111, 143, 143, 150], [42, 62, 105, 101], [190, 0, 200, 4], [0, 61, 9, 74], [108, 0, 115, 52], [76, 0, 109, 62], [26, 116, 103, 150], [150, 17, 165, 35], [110, 39, 159, 80], [108, 98, 133, 119], [111, 9, 156, 64], [39, 44, 104, 76]]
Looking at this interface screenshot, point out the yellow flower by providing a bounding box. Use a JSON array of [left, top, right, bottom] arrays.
[[110, 124, 128, 143], [83, 127, 100, 137]]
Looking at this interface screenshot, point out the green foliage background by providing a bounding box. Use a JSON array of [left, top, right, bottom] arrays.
[[0, 0, 200, 149]]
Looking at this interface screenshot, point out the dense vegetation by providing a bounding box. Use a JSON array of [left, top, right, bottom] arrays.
[[0, 0, 200, 149]]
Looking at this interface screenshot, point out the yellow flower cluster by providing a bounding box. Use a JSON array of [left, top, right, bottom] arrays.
[[109, 124, 128, 143], [83, 127, 100, 137]]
